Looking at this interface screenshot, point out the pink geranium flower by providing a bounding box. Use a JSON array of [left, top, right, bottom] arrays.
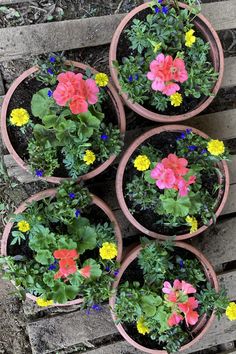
[[69, 95, 88, 114], [168, 312, 184, 327], [162, 154, 189, 176], [53, 71, 99, 114], [53, 82, 76, 106], [177, 175, 196, 197], [79, 265, 91, 278], [178, 297, 199, 326], [150, 163, 176, 189], [147, 54, 188, 96]]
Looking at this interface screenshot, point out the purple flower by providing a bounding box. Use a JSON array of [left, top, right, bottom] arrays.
[[201, 149, 207, 154], [35, 169, 44, 177], [114, 269, 119, 277], [47, 89, 53, 97], [75, 209, 81, 218], [154, 6, 160, 13], [186, 128, 192, 134], [134, 74, 139, 80], [162, 6, 168, 14], [49, 56, 56, 63], [48, 259, 58, 271], [188, 145, 197, 151], [100, 134, 108, 141], [105, 266, 110, 272], [92, 304, 102, 311], [179, 259, 184, 269], [69, 192, 75, 199], [180, 133, 186, 139], [158, 0, 163, 2], [47, 68, 53, 75], [128, 75, 133, 83]]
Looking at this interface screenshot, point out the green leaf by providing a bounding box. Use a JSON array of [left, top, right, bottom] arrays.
[[83, 259, 102, 279], [43, 272, 55, 287], [35, 250, 54, 265], [68, 218, 97, 254], [160, 194, 191, 217], [65, 284, 78, 300], [57, 237, 77, 250], [41, 114, 58, 128], [144, 170, 156, 184], [52, 282, 67, 304], [31, 88, 53, 119]]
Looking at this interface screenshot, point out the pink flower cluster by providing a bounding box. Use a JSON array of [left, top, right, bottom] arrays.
[[53, 71, 99, 115], [150, 154, 196, 197], [162, 279, 199, 327], [147, 53, 188, 96]]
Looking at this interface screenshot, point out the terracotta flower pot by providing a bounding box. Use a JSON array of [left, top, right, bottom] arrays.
[[1, 189, 123, 307], [109, 241, 219, 353], [116, 125, 230, 240], [1, 61, 126, 183], [109, 2, 224, 123]]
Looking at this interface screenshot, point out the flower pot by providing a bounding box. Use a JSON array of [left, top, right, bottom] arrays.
[[1, 188, 123, 307], [109, 241, 219, 353], [1, 61, 126, 183], [116, 125, 229, 240], [109, 2, 224, 123]]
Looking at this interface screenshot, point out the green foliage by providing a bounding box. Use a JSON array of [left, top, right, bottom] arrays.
[[116, 2, 218, 112], [1, 182, 119, 306], [31, 88, 55, 119], [35, 53, 68, 85]]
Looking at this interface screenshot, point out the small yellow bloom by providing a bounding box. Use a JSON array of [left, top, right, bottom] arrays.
[[170, 93, 183, 107], [36, 298, 54, 307], [83, 150, 96, 165], [133, 155, 151, 171], [185, 29, 196, 47], [226, 302, 236, 321], [95, 73, 109, 87], [17, 220, 30, 233], [10, 108, 30, 127], [99, 242, 118, 260], [137, 317, 150, 335], [186, 216, 198, 233], [207, 140, 225, 156]]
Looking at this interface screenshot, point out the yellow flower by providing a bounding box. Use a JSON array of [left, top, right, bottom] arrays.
[[17, 220, 30, 233], [36, 298, 54, 307], [147, 39, 162, 53], [10, 108, 30, 127], [226, 302, 236, 321], [207, 140, 225, 156], [186, 216, 198, 233], [133, 155, 151, 171], [99, 242, 118, 260], [95, 73, 109, 87], [170, 93, 183, 107], [137, 317, 150, 335], [83, 150, 96, 165], [185, 29, 196, 47]]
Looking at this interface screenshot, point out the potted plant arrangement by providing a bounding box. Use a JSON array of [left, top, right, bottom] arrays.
[[110, 239, 235, 353], [116, 125, 230, 240], [109, 0, 224, 122], [1, 55, 126, 183], [0, 182, 122, 307]]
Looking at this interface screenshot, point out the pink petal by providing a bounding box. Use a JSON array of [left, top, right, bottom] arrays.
[[181, 281, 196, 294]]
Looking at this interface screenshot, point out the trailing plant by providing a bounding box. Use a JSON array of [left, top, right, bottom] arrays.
[[125, 129, 229, 234], [0, 182, 119, 307], [114, 0, 218, 113], [113, 239, 234, 353], [8, 55, 123, 178]]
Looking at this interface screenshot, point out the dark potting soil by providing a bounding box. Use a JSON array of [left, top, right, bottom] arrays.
[[7, 71, 119, 178], [117, 7, 214, 116], [119, 248, 209, 350], [123, 131, 222, 236]]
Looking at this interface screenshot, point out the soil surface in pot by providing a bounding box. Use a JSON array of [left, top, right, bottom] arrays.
[[116, 7, 215, 116], [117, 247, 209, 350], [6, 71, 118, 178], [123, 131, 222, 236]]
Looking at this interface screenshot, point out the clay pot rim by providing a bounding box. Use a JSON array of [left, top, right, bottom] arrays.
[[116, 124, 230, 240], [1, 188, 123, 307], [109, 1, 224, 123], [109, 241, 219, 353], [1, 61, 126, 184]]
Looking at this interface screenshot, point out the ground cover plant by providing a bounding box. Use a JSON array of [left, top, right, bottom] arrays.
[[0, 182, 120, 307], [114, 0, 219, 115]]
